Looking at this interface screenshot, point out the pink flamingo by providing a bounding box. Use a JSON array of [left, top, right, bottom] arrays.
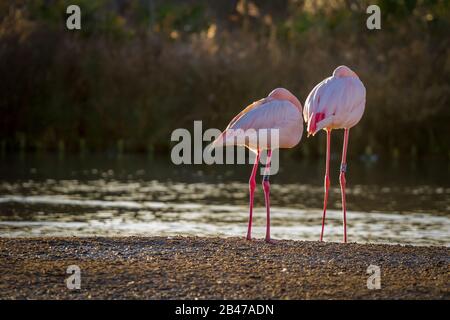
[[304, 65, 366, 243], [211, 88, 303, 243]]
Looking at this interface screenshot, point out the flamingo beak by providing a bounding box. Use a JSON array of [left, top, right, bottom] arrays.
[[307, 112, 325, 137], [307, 126, 315, 137], [307, 113, 316, 137]]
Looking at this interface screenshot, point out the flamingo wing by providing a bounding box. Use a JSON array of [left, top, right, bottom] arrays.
[[304, 74, 365, 135], [225, 98, 268, 130], [214, 99, 302, 150], [229, 99, 298, 131]]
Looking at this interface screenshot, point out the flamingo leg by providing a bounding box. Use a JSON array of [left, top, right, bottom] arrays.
[[246, 151, 260, 240], [262, 150, 273, 242], [320, 129, 331, 241], [340, 129, 350, 243]]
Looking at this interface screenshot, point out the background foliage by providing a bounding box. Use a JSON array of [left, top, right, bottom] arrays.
[[0, 0, 449, 159]]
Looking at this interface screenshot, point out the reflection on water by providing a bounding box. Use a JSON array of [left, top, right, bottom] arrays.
[[0, 154, 448, 246]]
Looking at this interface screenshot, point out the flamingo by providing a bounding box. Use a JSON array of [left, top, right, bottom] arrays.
[[304, 65, 366, 243], [211, 88, 303, 243]]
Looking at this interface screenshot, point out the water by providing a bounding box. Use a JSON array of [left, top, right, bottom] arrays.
[[0, 154, 448, 246]]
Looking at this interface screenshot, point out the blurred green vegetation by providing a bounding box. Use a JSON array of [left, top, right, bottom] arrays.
[[0, 0, 449, 159]]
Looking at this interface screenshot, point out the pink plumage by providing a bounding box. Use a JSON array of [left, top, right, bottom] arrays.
[[212, 88, 303, 151], [304, 65, 366, 136], [304, 65, 366, 243], [211, 88, 303, 243]]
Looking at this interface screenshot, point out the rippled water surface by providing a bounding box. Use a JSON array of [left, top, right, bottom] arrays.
[[0, 154, 448, 246]]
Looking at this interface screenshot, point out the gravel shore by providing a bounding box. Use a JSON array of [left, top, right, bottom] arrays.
[[0, 236, 448, 299]]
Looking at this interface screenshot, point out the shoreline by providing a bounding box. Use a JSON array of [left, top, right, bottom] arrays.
[[0, 236, 448, 299]]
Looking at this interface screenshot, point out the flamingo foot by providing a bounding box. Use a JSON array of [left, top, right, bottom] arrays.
[[265, 238, 278, 244]]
